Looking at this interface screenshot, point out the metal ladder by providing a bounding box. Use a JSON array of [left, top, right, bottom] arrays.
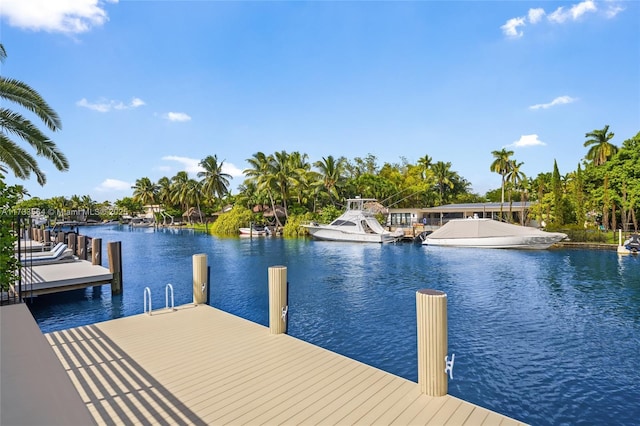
[[143, 283, 175, 316]]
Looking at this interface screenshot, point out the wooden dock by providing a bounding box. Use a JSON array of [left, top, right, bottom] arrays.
[[42, 304, 526, 425], [18, 260, 113, 297]]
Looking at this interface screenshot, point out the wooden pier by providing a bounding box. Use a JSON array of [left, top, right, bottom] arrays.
[[41, 304, 526, 425]]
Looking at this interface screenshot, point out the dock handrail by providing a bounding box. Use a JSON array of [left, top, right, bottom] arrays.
[[165, 283, 175, 311], [143, 287, 152, 315]]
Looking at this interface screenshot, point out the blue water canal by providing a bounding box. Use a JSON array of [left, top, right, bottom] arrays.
[[27, 225, 640, 425]]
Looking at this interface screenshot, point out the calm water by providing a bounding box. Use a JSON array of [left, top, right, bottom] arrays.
[[27, 225, 640, 425]]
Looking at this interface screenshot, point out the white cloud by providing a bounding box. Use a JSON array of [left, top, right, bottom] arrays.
[[76, 97, 145, 112], [529, 95, 578, 110], [508, 135, 547, 148], [161, 156, 244, 178], [528, 8, 546, 24], [0, 0, 117, 34], [161, 156, 201, 175], [95, 178, 131, 192], [605, 4, 624, 18], [500, 17, 526, 38], [163, 112, 192, 122], [548, 0, 597, 23], [503, 1, 619, 38]]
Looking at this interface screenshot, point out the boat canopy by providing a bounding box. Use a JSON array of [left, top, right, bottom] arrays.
[[428, 218, 552, 239]]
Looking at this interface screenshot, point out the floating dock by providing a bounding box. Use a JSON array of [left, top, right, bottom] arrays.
[[35, 304, 526, 425]]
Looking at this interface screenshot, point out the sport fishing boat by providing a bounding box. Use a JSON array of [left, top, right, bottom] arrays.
[[301, 198, 404, 243]]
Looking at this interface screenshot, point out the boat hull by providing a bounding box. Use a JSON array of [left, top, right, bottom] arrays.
[[303, 225, 402, 243], [422, 235, 564, 249]]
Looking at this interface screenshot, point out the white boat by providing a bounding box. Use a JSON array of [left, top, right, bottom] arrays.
[[421, 217, 567, 249], [618, 230, 640, 255], [301, 198, 404, 243], [129, 217, 154, 228], [239, 225, 269, 236]]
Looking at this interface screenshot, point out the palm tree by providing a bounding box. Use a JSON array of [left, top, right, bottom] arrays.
[[244, 152, 282, 227], [584, 125, 617, 166], [490, 148, 514, 204], [432, 161, 454, 205], [313, 155, 345, 206], [417, 155, 432, 180], [0, 43, 69, 185], [505, 160, 525, 221], [198, 155, 231, 207], [157, 176, 173, 208], [170, 171, 191, 212], [131, 177, 159, 207]]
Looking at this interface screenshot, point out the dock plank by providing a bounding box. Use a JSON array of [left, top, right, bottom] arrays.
[[45, 304, 527, 426]]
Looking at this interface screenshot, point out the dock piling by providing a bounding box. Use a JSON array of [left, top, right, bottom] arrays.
[[416, 289, 448, 396], [92, 238, 102, 265], [268, 265, 288, 335], [192, 254, 208, 305], [68, 233, 77, 255], [78, 235, 87, 260], [107, 241, 122, 295]]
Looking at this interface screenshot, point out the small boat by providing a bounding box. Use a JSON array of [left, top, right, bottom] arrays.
[[301, 198, 404, 243], [422, 217, 567, 249], [129, 217, 154, 228], [239, 224, 269, 236], [618, 231, 640, 255]]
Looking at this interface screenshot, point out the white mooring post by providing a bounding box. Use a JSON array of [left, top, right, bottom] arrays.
[[268, 265, 288, 335], [416, 289, 448, 396], [192, 254, 208, 305]]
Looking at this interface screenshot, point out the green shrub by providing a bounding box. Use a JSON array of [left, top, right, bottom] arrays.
[[209, 205, 253, 236]]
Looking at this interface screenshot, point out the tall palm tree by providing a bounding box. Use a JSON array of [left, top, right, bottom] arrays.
[[170, 171, 191, 212], [417, 154, 432, 180], [244, 152, 282, 227], [505, 160, 525, 221], [198, 155, 231, 207], [584, 125, 617, 166], [432, 161, 454, 205], [0, 43, 69, 185], [157, 176, 173, 208], [313, 155, 345, 206], [490, 148, 514, 204]]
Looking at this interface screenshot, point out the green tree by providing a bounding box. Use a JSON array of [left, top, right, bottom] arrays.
[[432, 161, 455, 205], [313, 155, 345, 206], [198, 155, 231, 207], [0, 44, 69, 185], [131, 177, 159, 209], [584, 125, 618, 166], [490, 148, 514, 204]]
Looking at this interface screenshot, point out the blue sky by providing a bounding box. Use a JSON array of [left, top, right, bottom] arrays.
[[2, 0, 638, 202]]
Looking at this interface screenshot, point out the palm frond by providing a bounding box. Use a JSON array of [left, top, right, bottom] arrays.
[[0, 77, 62, 131]]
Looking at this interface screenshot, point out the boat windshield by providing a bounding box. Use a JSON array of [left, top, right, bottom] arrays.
[[330, 219, 356, 227]]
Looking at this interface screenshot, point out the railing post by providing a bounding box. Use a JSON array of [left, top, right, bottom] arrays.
[[268, 265, 288, 335], [192, 254, 207, 305], [416, 289, 448, 396]]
